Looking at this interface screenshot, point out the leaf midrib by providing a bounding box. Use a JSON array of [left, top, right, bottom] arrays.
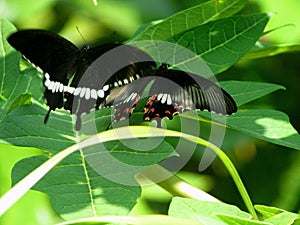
[[173, 14, 268, 69]]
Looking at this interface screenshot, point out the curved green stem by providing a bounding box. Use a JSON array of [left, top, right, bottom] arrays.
[[182, 133, 258, 219], [137, 164, 220, 202], [0, 126, 257, 219]]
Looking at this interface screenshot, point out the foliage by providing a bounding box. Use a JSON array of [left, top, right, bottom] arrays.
[[0, 0, 299, 224]]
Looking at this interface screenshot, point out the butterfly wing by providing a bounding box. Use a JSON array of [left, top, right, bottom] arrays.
[[63, 44, 156, 130], [144, 67, 237, 122], [8, 30, 78, 81], [107, 77, 154, 122], [8, 30, 80, 122]]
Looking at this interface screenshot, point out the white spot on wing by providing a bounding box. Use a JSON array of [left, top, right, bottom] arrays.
[[74, 87, 81, 96], [44, 73, 50, 80], [48, 81, 54, 90], [103, 85, 109, 91], [98, 90, 105, 98], [52, 82, 59, 93], [161, 94, 167, 104], [157, 93, 163, 101], [167, 94, 172, 105], [68, 86, 75, 94], [131, 92, 137, 100], [55, 82, 61, 93], [44, 79, 50, 87], [91, 89, 97, 99], [125, 92, 137, 103], [59, 83, 64, 92], [80, 87, 86, 97], [85, 88, 90, 100]]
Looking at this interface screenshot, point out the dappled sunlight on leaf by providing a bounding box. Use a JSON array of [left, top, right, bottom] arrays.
[[255, 118, 298, 139]]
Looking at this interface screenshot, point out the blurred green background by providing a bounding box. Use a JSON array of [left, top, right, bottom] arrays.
[[0, 0, 299, 224]]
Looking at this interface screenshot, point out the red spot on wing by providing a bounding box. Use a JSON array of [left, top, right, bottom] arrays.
[[113, 93, 140, 122], [143, 94, 179, 123]]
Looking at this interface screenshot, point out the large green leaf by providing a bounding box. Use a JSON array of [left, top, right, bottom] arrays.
[[254, 205, 300, 225], [219, 81, 285, 106], [131, 0, 248, 42], [168, 197, 251, 225], [242, 42, 300, 61], [1, 103, 174, 220], [11, 141, 174, 220], [0, 19, 42, 122], [216, 215, 272, 225], [168, 197, 299, 225], [56, 215, 204, 225], [135, 13, 270, 77], [193, 109, 300, 151], [167, 13, 270, 76]]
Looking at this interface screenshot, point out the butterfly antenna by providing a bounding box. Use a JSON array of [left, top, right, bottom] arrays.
[[76, 26, 87, 44]]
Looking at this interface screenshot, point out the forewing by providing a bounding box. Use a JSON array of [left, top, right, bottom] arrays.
[[8, 29, 78, 82]]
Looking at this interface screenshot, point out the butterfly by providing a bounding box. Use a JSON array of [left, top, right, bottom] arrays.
[[111, 63, 237, 126], [8, 29, 237, 130], [8, 29, 155, 130]]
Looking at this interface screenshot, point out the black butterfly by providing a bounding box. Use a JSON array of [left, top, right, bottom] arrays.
[[112, 63, 237, 126], [8, 29, 237, 130], [8, 29, 155, 130]]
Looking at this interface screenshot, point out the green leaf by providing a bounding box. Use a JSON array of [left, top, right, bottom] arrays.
[[56, 215, 204, 225], [255, 205, 300, 225], [135, 13, 270, 78], [0, 102, 75, 150], [130, 0, 248, 42], [7, 93, 32, 114], [0, 19, 42, 121], [12, 152, 142, 220], [217, 214, 272, 225], [194, 109, 300, 150], [167, 13, 270, 76], [1, 126, 257, 219], [1, 103, 174, 220], [2, 0, 57, 21], [219, 81, 285, 106], [0, 19, 19, 103], [255, 205, 285, 220], [168, 197, 251, 224], [242, 42, 300, 60]]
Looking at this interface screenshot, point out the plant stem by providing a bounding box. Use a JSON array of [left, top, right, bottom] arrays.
[[138, 164, 220, 202], [0, 126, 258, 219]]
